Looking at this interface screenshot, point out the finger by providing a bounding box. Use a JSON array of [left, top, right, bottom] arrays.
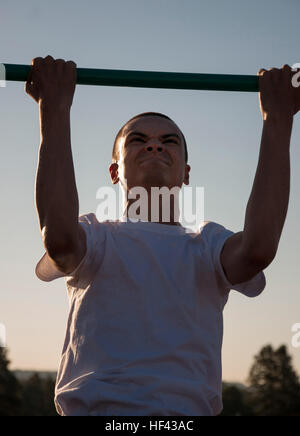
[[44, 55, 55, 63], [31, 57, 44, 73], [259, 67, 281, 88], [27, 61, 41, 84], [25, 79, 33, 95], [26, 66, 38, 87], [257, 68, 273, 93], [26, 58, 42, 99], [25, 79, 39, 101], [269, 67, 282, 85], [281, 64, 293, 87], [31, 57, 43, 66], [65, 60, 77, 82], [66, 60, 77, 68], [26, 67, 33, 84], [268, 68, 280, 81], [54, 59, 66, 73], [258, 68, 267, 76], [281, 64, 292, 78], [257, 69, 267, 92], [25, 67, 35, 89]]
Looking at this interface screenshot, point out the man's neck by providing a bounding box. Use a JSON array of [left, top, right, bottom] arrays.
[[122, 190, 181, 226]]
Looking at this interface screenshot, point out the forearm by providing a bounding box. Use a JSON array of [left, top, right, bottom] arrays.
[[242, 114, 293, 261], [36, 103, 79, 254]]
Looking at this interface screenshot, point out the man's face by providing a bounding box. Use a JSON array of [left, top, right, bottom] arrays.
[[110, 116, 190, 191]]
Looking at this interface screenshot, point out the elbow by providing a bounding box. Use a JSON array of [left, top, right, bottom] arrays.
[[41, 225, 78, 260], [245, 249, 276, 270], [241, 235, 278, 269]]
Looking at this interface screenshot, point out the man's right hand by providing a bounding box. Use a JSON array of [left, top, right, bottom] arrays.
[[29, 56, 85, 277], [25, 55, 77, 110]]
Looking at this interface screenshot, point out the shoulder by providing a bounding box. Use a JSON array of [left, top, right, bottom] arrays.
[[79, 213, 120, 229], [196, 220, 233, 248], [198, 220, 227, 235], [77, 213, 122, 248]]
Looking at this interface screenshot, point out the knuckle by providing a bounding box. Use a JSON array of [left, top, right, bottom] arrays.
[[32, 57, 43, 65], [66, 60, 76, 68], [44, 55, 54, 64]]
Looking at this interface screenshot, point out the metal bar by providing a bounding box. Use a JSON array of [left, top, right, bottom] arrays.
[[3, 63, 259, 92]]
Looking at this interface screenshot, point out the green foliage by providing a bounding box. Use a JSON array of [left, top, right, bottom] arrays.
[[1, 343, 300, 416], [247, 344, 300, 416], [220, 384, 254, 416], [0, 348, 22, 416], [220, 345, 300, 416], [19, 373, 58, 416], [0, 348, 58, 416]]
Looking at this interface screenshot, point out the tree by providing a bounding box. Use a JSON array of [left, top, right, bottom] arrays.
[[247, 344, 300, 416], [20, 373, 57, 416], [0, 347, 22, 416], [221, 384, 254, 416]]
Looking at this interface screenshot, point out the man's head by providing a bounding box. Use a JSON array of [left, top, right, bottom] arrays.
[[109, 112, 190, 192]]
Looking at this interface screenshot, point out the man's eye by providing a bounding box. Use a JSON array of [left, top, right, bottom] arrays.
[[131, 138, 145, 143]]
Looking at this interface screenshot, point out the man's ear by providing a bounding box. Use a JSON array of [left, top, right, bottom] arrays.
[[183, 164, 190, 185], [109, 163, 119, 184]]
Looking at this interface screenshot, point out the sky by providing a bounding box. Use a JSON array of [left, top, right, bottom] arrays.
[[0, 0, 300, 383]]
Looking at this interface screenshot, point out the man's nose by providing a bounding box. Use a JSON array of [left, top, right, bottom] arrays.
[[145, 140, 165, 153]]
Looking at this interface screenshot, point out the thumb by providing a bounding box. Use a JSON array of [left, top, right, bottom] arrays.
[[25, 81, 39, 102], [25, 68, 39, 102]]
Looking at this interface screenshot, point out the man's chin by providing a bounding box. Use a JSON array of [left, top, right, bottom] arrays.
[[135, 174, 170, 189], [139, 158, 170, 167]]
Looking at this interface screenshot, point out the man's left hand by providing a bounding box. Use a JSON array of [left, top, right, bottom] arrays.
[[258, 64, 300, 121]]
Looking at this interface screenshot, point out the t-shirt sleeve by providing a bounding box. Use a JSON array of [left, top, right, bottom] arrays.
[[35, 213, 104, 287], [200, 221, 266, 298]]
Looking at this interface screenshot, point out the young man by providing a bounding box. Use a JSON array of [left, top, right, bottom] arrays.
[[26, 56, 299, 416]]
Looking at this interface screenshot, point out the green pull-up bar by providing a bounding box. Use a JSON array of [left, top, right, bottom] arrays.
[[3, 63, 259, 92]]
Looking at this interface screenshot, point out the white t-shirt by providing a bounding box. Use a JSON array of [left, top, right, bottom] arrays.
[[36, 213, 266, 416]]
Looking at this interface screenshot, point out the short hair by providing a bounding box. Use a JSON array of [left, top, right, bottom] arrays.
[[112, 112, 188, 163]]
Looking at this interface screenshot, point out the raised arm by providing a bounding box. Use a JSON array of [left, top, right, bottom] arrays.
[[221, 64, 300, 285], [26, 55, 86, 275]]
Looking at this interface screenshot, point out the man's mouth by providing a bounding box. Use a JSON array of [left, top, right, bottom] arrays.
[[139, 156, 170, 166]]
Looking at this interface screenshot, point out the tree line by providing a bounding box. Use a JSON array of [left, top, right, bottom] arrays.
[[0, 347, 57, 416], [1, 344, 300, 416]]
